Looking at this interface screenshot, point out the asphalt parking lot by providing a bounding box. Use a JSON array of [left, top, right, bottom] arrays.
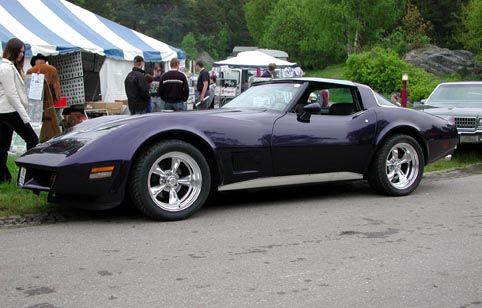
[[1, 166, 482, 308]]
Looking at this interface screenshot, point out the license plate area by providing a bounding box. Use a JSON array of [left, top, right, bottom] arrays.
[[459, 135, 481, 143], [18, 167, 26, 187]]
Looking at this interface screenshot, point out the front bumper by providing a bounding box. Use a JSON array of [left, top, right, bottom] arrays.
[[459, 132, 482, 144], [16, 160, 130, 210], [455, 116, 482, 143]]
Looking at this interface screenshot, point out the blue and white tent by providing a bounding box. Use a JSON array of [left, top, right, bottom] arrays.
[[0, 0, 184, 61], [0, 0, 185, 102]]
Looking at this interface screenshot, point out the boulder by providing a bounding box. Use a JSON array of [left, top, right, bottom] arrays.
[[403, 45, 475, 76]]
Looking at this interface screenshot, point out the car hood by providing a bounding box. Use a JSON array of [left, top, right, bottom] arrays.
[[18, 108, 277, 167], [32, 109, 274, 150], [72, 108, 269, 129], [419, 107, 482, 118]]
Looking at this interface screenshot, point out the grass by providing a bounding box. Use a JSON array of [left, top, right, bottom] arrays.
[[305, 64, 345, 79], [0, 155, 56, 217], [424, 148, 482, 172]]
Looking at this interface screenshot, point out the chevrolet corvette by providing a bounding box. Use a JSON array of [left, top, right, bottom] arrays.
[[16, 78, 458, 220]]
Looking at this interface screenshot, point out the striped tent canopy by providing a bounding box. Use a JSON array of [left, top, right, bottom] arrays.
[[0, 0, 184, 61]]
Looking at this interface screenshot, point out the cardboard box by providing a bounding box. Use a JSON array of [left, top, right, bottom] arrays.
[[115, 99, 128, 106], [85, 101, 124, 114]]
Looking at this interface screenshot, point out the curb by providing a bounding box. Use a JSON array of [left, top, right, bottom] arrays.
[[0, 211, 70, 228]]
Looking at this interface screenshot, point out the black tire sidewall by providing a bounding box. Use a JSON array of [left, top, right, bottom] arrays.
[[129, 140, 211, 221]]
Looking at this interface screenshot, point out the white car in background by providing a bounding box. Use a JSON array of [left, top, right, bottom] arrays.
[[415, 81, 482, 144]]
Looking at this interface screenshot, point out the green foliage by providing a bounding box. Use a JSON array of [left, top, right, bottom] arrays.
[[72, 0, 251, 61], [251, 0, 405, 67], [379, 31, 409, 56], [380, 1, 431, 55], [180, 33, 198, 66], [344, 47, 455, 102], [456, 0, 482, 57], [259, 0, 306, 65], [336, 0, 406, 55], [412, 0, 465, 49], [344, 47, 408, 94], [69, 0, 115, 19], [244, 0, 278, 45], [400, 0, 432, 49], [302, 0, 347, 68], [404, 67, 440, 102], [215, 27, 231, 59], [68, 0, 475, 68]]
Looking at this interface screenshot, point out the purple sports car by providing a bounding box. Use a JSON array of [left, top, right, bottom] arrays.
[[16, 78, 458, 221]]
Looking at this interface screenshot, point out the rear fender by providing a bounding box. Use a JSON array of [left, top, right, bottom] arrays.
[[373, 123, 428, 166]]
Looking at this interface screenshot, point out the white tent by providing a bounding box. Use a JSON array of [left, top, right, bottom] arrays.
[[0, 0, 185, 102], [213, 50, 297, 68], [213, 50, 303, 79]]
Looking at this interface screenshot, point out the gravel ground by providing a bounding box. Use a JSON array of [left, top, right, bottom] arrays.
[[1, 163, 481, 228]]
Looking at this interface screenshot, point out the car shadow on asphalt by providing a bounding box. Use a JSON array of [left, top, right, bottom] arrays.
[[23, 180, 374, 225]]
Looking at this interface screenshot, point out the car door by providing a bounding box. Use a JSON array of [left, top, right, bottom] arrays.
[[271, 96, 377, 177]]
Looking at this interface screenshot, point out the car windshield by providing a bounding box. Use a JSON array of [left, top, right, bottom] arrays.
[[426, 84, 482, 108], [222, 82, 302, 111]]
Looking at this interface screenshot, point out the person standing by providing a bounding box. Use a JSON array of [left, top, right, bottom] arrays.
[[261, 63, 276, 78], [195, 60, 210, 109], [207, 75, 216, 109], [124, 56, 150, 115], [26, 53, 61, 142], [150, 65, 163, 112], [0, 38, 39, 183], [144, 73, 154, 113], [158, 58, 189, 111]]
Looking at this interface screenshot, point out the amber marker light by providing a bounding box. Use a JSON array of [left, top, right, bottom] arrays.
[[89, 166, 115, 179]]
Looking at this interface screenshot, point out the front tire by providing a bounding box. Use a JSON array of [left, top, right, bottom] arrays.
[[367, 135, 424, 196], [129, 140, 211, 221]]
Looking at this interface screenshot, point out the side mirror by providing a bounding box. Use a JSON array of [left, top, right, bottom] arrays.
[[297, 103, 321, 123], [304, 102, 322, 113], [420, 99, 426, 105]]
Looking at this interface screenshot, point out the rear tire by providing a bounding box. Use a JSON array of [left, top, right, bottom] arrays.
[[367, 135, 424, 196], [129, 140, 211, 221]]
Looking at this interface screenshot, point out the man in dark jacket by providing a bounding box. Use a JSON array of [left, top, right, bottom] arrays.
[[195, 60, 210, 109], [124, 56, 150, 115], [158, 58, 189, 111]]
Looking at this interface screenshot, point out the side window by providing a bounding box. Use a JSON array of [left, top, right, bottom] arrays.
[[295, 86, 357, 116]]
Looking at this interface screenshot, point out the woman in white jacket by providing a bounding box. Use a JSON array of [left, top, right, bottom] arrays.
[[0, 38, 39, 183]]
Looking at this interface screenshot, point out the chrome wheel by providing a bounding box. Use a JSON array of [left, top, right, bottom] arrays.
[[385, 142, 420, 190], [147, 151, 202, 212]]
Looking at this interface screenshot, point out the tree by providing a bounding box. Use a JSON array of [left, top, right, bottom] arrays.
[[69, 0, 115, 19], [456, 0, 482, 57], [113, 0, 194, 46], [336, 0, 405, 56], [181, 32, 199, 64], [302, 0, 347, 68], [217, 0, 252, 49], [400, 0, 431, 48], [191, 0, 251, 58], [259, 0, 307, 66], [412, 0, 466, 49], [244, 0, 278, 45]]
